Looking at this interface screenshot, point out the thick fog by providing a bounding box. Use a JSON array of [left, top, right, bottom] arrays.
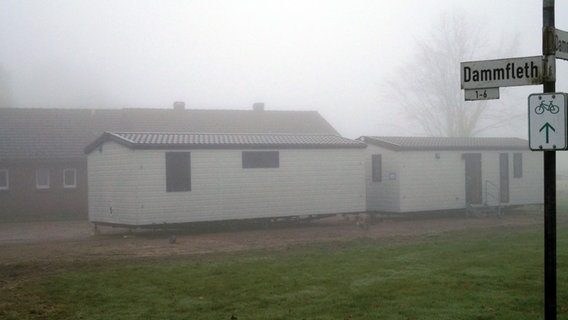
[[1, 0, 567, 139]]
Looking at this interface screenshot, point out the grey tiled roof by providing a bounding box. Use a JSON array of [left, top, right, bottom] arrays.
[[360, 136, 530, 151], [85, 132, 366, 153], [0, 108, 339, 160]]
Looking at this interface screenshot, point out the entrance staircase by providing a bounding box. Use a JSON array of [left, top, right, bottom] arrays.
[[466, 180, 503, 218]]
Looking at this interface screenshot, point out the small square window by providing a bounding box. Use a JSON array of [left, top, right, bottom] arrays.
[[36, 168, 50, 189], [0, 170, 8, 190], [63, 168, 76, 188], [242, 151, 279, 169]]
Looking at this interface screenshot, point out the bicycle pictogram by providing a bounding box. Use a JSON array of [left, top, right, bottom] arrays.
[[535, 100, 560, 115]]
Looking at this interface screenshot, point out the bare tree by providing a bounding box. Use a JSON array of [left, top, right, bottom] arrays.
[[386, 13, 519, 137]]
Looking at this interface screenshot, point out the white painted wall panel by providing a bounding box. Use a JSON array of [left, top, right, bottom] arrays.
[[88, 145, 365, 226], [88, 141, 141, 224], [398, 151, 466, 212], [363, 146, 544, 213], [509, 152, 543, 204]]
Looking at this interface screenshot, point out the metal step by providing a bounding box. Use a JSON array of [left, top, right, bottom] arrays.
[[466, 203, 502, 218]]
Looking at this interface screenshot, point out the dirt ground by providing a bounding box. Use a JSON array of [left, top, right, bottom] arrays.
[[0, 208, 550, 293], [0, 209, 545, 267]]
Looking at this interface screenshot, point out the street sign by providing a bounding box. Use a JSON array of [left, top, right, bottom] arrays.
[[461, 56, 550, 89], [528, 93, 567, 151], [464, 88, 499, 101], [555, 28, 568, 60]]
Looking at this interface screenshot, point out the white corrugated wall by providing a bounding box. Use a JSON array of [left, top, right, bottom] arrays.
[[88, 143, 366, 226], [363, 146, 544, 213]]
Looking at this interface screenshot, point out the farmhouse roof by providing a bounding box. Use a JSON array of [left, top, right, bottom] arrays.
[[85, 132, 366, 153], [359, 136, 530, 151], [0, 107, 339, 161]]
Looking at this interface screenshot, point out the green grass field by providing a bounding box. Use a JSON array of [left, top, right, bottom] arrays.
[[1, 221, 567, 320]]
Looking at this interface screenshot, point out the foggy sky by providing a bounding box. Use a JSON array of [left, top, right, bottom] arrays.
[[0, 0, 565, 138]]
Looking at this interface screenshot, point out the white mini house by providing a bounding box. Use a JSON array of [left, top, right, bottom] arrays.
[[85, 132, 367, 226], [359, 136, 543, 213]]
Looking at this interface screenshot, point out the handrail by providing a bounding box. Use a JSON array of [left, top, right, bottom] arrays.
[[466, 180, 502, 217], [485, 180, 500, 205], [484, 180, 502, 216]]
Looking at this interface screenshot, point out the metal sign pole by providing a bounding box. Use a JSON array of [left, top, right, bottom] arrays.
[[543, 1, 557, 319]]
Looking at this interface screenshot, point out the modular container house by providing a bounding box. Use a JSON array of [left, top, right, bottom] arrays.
[[85, 132, 367, 226], [359, 136, 543, 213]]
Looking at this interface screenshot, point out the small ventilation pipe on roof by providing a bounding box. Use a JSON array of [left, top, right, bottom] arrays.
[[253, 102, 264, 111], [173, 101, 185, 111]]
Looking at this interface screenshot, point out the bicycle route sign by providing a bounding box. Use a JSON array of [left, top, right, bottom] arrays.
[[528, 92, 567, 151]]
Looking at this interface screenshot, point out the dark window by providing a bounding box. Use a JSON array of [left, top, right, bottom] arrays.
[[63, 168, 77, 188], [166, 152, 191, 192], [242, 151, 279, 169], [0, 170, 8, 190], [513, 153, 523, 178], [372, 154, 382, 182], [36, 168, 50, 189]]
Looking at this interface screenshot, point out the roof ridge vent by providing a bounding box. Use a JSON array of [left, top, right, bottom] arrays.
[[252, 102, 264, 111], [173, 101, 185, 111]]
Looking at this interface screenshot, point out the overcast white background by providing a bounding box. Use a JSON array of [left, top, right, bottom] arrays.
[[1, 0, 567, 139]]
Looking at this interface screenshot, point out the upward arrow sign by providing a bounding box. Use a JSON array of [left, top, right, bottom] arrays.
[[528, 92, 566, 151], [539, 122, 556, 144]]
